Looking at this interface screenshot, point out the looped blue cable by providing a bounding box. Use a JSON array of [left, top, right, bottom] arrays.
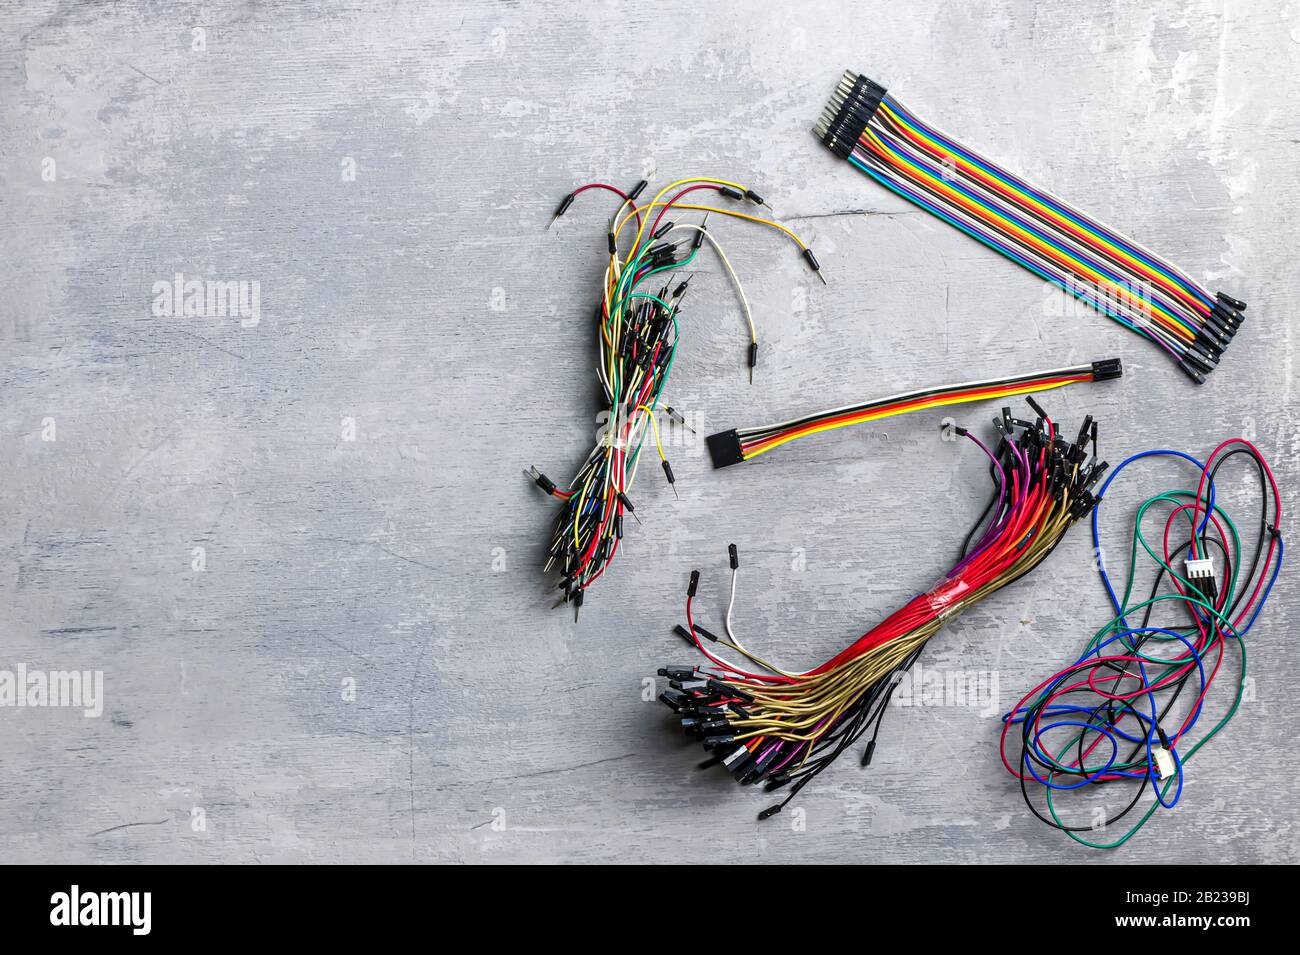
[[1091, 449, 1214, 632], [1006, 627, 1206, 807]]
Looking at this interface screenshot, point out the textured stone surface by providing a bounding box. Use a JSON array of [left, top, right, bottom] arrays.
[[1, 0, 1295, 863]]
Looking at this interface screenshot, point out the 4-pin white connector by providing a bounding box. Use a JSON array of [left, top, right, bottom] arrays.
[[1151, 746, 1176, 781], [1184, 557, 1217, 600]]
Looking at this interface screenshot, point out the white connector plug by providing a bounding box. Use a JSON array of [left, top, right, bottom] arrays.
[[1184, 557, 1217, 600], [1152, 746, 1176, 780]]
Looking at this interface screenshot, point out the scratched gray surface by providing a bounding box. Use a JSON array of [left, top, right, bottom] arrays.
[[2, 0, 1297, 864]]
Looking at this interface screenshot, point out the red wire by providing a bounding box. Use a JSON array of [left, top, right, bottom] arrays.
[[741, 376, 1087, 454]]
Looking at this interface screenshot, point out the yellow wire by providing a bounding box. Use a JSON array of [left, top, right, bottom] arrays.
[[571, 446, 611, 550], [598, 192, 812, 376], [626, 177, 751, 253], [742, 380, 1081, 460], [635, 404, 667, 462], [614, 200, 809, 251]]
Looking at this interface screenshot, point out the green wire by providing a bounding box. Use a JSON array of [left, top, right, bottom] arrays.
[[1031, 490, 1248, 847], [605, 246, 697, 473]]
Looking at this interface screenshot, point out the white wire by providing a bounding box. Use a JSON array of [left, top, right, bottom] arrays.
[[616, 222, 754, 492], [725, 567, 739, 641], [854, 119, 1201, 354], [674, 224, 755, 345], [868, 122, 1203, 332], [735, 362, 1095, 438], [716, 564, 813, 678], [855, 143, 1187, 350], [898, 102, 1215, 300]]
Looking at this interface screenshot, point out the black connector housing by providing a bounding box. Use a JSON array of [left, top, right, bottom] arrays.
[[861, 739, 877, 766], [817, 71, 888, 159], [1091, 358, 1123, 382], [658, 690, 686, 713], [659, 665, 695, 681], [1177, 358, 1206, 385], [1182, 349, 1215, 376], [726, 748, 755, 778], [530, 470, 556, 495], [693, 623, 721, 644], [711, 678, 752, 702], [706, 429, 746, 469], [1216, 291, 1247, 312], [1194, 330, 1223, 358]]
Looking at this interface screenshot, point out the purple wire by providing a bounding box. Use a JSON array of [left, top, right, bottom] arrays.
[[769, 714, 832, 775], [885, 97, 1215, 308], [950, 430, 1011, 577], [849, 145, 1183, 361]]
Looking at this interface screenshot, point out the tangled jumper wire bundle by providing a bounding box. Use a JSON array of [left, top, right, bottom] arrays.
[[655, 389, 1118, 819], [527, 177, 823, 615], [1002, 439, 1283, 847]]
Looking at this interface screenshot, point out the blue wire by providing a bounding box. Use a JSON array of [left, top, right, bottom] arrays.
[[1004, 440, 1279, 828], [1006, 627, 1207, 801], [1091, 449, 1215, 631], [870, 133, 1197, 336], [883, 96, 1216, 310], [846, 156, 1157, 343]]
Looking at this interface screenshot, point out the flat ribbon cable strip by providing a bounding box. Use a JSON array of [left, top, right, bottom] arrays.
[[814, 70, 1248, 384], [706, 358, 1122, 468]]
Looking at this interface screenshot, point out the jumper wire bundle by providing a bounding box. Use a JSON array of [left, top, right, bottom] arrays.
[[528, 177, 824, 615], [814, 70, 1249, 383], [654, 366, 1121, 819], [1002, 439, 1283, 847]]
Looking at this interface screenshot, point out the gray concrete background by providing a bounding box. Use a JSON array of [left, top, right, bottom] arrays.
[[1, 0, 1296, 863]]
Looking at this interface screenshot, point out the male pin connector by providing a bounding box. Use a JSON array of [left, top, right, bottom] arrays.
[[547, 192, 576, 229], [524, 466, 557, 496]]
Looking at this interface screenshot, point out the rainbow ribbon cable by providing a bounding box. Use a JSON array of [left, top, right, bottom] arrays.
[[814, 71, 1249, 384]]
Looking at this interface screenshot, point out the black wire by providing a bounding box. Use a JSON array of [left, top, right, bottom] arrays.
[[738, 368, 1092, 440], [1013, 446, 1273, 834]]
